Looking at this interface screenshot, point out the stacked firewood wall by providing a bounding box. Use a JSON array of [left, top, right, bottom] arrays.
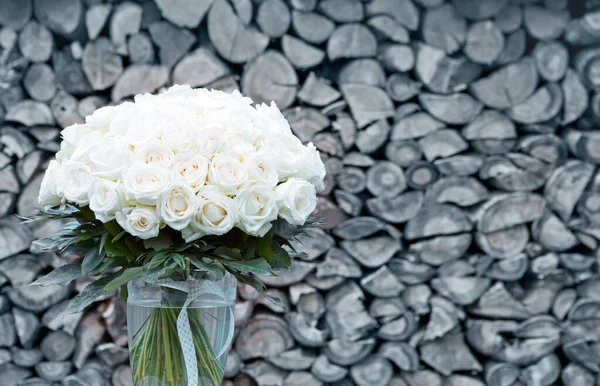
[[1, 0, 600, 385]]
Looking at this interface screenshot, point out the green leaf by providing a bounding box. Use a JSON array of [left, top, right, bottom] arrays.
[[92, 257, 123, 275], [171, 253, 186, 268], [119, 284, 128, 303], [104, 267, 144, 294], [19, 204, 80, 223], [143, 232, 174, 251], [270, 245, 292, 270], [112, 230, 126, 242], [99, 232, 109, 253], [188, 257, 225, 281], [142, 263, 177, 284], [66, 274, 117, 313], [81, 247, 104, 274], [221, 258, 274, 276], [104, 237, 134, 260], [234, 274, 266, 293], [256, 233, 275, 261], [213, 246, 242, 260], [272, 219, 298, 239], [31, 264, 82, 286]]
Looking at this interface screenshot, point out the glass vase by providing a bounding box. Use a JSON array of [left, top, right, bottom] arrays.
[[127, 271, 236, 386]]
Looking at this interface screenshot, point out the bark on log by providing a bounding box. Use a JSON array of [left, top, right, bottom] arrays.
[[241, 50, 298, 109], [18, 21, 53, 63], [327, 24, 377, 62], [420, 329, 482, 375], [23, 64, 56, 102], [386, 140, 423, 167], [34, 0, 83, 38], [367, 15, 410, 43], [366, 161, 407, 197], [338, 59, 386, 87], [148, 21, 195, 69], [341, 84, 393, 128], [208, 0, 268, 64], [544, 160, 595, 221], [531, 211, 579, 252], [464, 21, 505, 64], [497, 28, 527, 65], [418, 129, 469, 162], [282, 35, 325, 70], [291, 10, 335, 44], [341, 236, 401, 268], [365, 0, 420, 31], [561, 69, 589, 124], [422, 4, 466, 54], [418, 93, 483, 125], [350, 356, 393, 386], [298, 73, 341, 107], [360, 266, 406, 297], [235, 314, 294, 360], [470, 57, 538, 109], [257, 0, 290, 38], [405, 204, 473, 240], [378, 44, 414, 73], [452, 0, 507, 20], [318, 0, 364, 23], [391, 112, 444, 141], [323, 339, 375, 367], [495, 4, 523, 33], [405, 161, 438, 190], [524, 5, 570, 40], [533, 41, 569, 82], [388, 258, 436, 285]]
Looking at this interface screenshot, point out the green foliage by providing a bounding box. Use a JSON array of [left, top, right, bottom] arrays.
[[32, 263, 82, 286], [26, 205, 318, 313]]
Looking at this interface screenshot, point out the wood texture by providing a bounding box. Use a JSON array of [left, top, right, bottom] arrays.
[[1, 1, 599, 385]]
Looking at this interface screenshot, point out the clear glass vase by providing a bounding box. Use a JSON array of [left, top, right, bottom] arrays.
[[127, 271, 237, 386]]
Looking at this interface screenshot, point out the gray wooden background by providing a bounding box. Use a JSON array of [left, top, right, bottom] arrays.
[[1, 0, 600, 385]]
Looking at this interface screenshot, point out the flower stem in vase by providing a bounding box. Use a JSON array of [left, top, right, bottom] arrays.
[[129, 303, 224, 386]]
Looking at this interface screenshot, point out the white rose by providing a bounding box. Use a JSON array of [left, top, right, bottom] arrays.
[[295, 143, 326, 190], [192, 88, 253, 111], [122, 164, 171, 205], [89, 179, 125, 222], [56, 124, 93, 161], [160, 84, 196, 100], [221, 140, 256, 163], [223, 114, 261, 144], [247, 153, 278, 187], [85, 105, 117, 132], [159, 108, 195, 151], [171, 150, 209, 191], [38, 160, 64, 209], [109, 104, 161, 146], [208, 154, 248, 195], [62, 160, 93, 205], [159, 184, 197, 230], [88, 136, 131, 179], [134, 141, 174, 165], [115, 206, 160, 239], [235, 185, 278, 237], [190, 127, 224, 158], [182, 186, 237, 242], [275, 178, 317, 225], [255, 102, 293, 137]]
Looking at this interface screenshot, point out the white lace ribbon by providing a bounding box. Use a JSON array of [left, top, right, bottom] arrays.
[[158, 278, 235, 385]]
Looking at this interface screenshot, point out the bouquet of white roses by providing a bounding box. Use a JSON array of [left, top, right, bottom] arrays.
[[28, 85, 325, 386]]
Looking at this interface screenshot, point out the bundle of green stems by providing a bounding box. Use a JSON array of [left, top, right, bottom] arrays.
[[129, 300, 224, 386]]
